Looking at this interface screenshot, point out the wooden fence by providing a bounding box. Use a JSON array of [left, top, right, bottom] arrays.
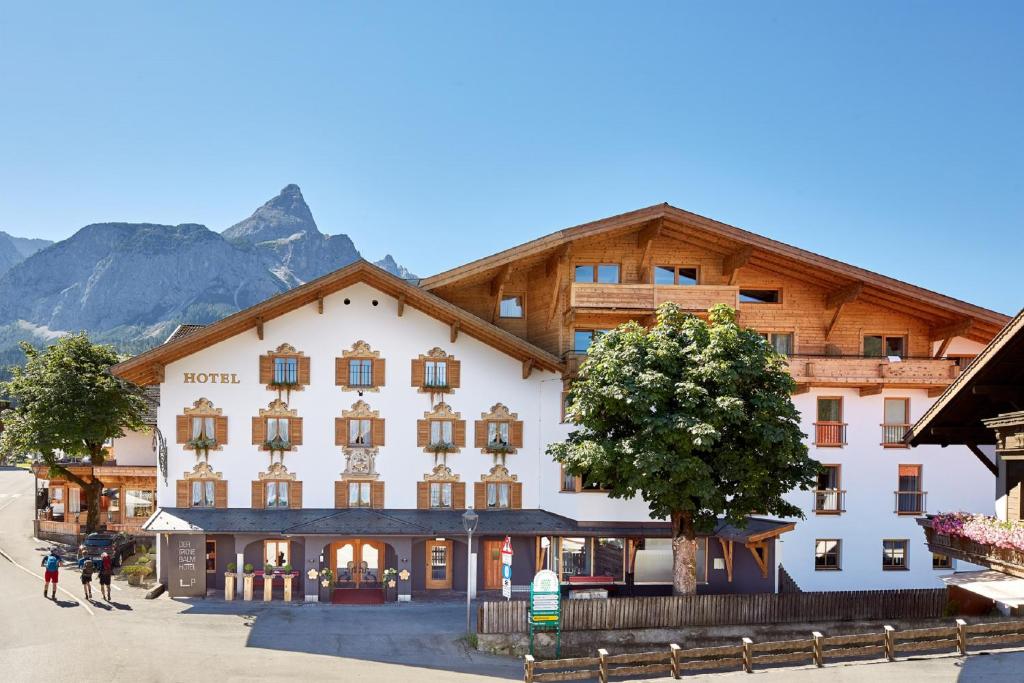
[[479, 589, 946, 634], [523, 618, 1024, 682]]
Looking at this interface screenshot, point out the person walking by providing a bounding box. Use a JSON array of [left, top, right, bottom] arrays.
[[40, 549, 61, 599], [98, 552, 113, 601], [78, 555, 95, 601]]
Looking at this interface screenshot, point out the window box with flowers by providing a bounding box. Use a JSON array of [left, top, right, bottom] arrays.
[[412, 348, 461, 398], [259, 344, 310, 396], [176, 398, 228, 456], [475, 403, 523, 459], [252, 399, 303, 457]]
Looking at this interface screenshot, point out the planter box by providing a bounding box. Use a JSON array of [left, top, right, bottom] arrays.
[[225, 573, 236, 601], [243, 574, 254, 601], [263, 575, 273, 602]]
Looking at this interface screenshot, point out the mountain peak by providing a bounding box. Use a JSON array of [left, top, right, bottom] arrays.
[[222, 184, 318, 244]]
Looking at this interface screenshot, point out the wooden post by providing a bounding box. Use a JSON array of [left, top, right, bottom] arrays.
[[670, 643, 681, 679], [523, 654, 534, 683], [883, 625, 895, 662], [742, 637, 753, 673], [812, 631, 823, 667], [956, 618, 967, 655], [597, 648, 609, 683], [263, 574, 273, 602]]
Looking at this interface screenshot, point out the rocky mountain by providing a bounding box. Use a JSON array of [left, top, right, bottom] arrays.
[[0, 185, 414, 368], [0, 231, 54, 277]]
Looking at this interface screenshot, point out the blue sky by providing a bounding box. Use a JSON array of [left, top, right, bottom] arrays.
[[0, 2, 1020, 313]]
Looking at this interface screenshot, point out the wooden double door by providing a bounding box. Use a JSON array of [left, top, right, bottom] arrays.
[[331, 539, 384, 588]]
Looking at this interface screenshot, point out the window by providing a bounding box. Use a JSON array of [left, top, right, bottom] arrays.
[[654, 266, 699, 286], [265, 481, 290, 509], [815, 398, 845, 447], [206, 540, 216, 573], [265, 540, 290, 568], [814, 466, 842, 514], [499, 295, 524, 318], [760, 332, 794, 356], [429, 482, 452, 509], [814, 539, 841, 570], [883, 398, 910, 446], [573, 329, 610, 353], [739, 289, 780, 304], [191, 416, 215, 441], [429, 420, 453, 446], [561, 467, 609, 492], [266, 417, 290, 446], [574, 264, 620, 284], [191, 480, 215, 508], [559, 537, 590, 580], [896, 465, 924, 514], [486, 482, 511, 509], [864, 334, 906, 358], [348, 418, 372, 447], [487, 422, 510, 449], [425, 360, 448, 388], [594, 538, 625, 581], [125, 489, 154, 518], [882, 539, 909, 570], [349, 481, 372, 508], [273, 357, 298, 385], [348, 359, 372, 387], [561, 467, 577, 492], [932, 553, 953, 570]]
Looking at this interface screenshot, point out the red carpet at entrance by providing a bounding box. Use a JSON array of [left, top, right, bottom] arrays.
[[331, 588, 385, 605]]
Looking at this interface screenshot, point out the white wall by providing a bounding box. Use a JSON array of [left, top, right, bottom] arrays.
[[112, 429, 155, 466]]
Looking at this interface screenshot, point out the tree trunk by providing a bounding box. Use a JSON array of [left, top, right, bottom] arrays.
[[48, 462, 104, 534], [671, 510, 698, 595]]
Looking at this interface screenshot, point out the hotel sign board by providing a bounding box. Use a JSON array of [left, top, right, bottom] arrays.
[[528, 569, 561, 657], [167, 534, 206, 598]]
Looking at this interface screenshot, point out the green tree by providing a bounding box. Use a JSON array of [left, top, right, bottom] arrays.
[[549, 303, 819, 594], [0, 334, 146, 532]]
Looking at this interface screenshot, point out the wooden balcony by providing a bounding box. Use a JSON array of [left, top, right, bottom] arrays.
[[813, 422, 847, 447], [570, 283, 739, 312], [921, 519, 1024, 579], [790, 355, 959, 391]]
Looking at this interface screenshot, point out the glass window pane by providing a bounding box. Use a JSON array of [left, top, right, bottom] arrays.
[[653, 266, 675, 285], [633, 538, 672, 583], [559, 537, 589, 580], [574, 265, 594, 283], [278, 482, 288, 507], [863, 335, 884, 357], [499, 483, 509, 508], [677, 267, 698, 285], [486, 483, 497, 508], [561, 468, 577, 492], [430, 421, 441, 443], [885, 336, 905, 358], [191, 481, 202, 507], [429, 483, 440, 508], [596, 264, 619, 284], [425, 360, 447, 386], [884, 399, 908, 424], [573, 330, 594, 352], [594, 538, 624, 580], [739, 289, 780, 304], [817, 398, 841, 422], [771, 333, 794, 356], [441, 483, 451, 507], [205, 481, 215, 507], [499, 295, 523, 318]]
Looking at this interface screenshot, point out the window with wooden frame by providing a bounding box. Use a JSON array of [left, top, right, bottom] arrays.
[[335, 400, 385, 449], [560, 465, 610, 493], [814, 539, 841, 571], [175, 464, 227, 509], [863, 334, 906, 358], [252, 399, 303, 452], [932, 553, 953, 570], [814, 397, 846, 447], [574, 263, 620, 284], [416, 464, 466, 510], [334, 479, 384, 509], [259, 343, 310, 390], [475, 403, 523, 456], [896, 464, 925, 515], [175, 398, 228, 452], [336, 340, 386, 392], [882, 398, 910, 447], [250, 463, 303, 510], [573, 329, 611, 353], [205, 540, 216, 573], [474, 464, 522, 509], [411, 347, 461, 394], [882, 539, 909, 570], [814, 465, 844, 514], [739, 288, 781, 304], [758, 331, 795, 356], [947, 354, 977, 371], [416, 403, 466, 455], [653, 265, 699, 286], [499, 293, 525, 318]]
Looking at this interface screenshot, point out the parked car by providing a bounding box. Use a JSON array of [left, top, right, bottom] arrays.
[[80, 532, 136, 567]]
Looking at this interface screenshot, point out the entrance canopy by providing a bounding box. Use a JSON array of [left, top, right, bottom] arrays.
[[942, 569, 1024, 609]]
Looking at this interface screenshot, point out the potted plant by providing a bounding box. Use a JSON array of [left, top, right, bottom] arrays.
[[270, 378, 300, 401], [429, 441, 455, 455], [121, 563, 153, 587], [262, 435, 292, 454], [382, 567, 399, 602], [225, 562, 237, 601], [487, 441, 514, 455], [318, 567, 334, 602], [187, 435, 218, 457], [242, 563, 255, 601], [281, 563, 294, 601]]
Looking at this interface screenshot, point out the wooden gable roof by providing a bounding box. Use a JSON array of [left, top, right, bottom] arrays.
[[420, 204, 1009, 343], [110, 260, 563, 385]]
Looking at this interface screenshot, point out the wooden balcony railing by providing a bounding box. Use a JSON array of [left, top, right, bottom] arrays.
[[789, 355, 958, 389], [921, 520, 1024, 579], [813, 489, 846, 514], [895, 490, 927, 515], [881, 423, 911, 447], [570, 283, 740, 312], [814, 422, 847, 447]]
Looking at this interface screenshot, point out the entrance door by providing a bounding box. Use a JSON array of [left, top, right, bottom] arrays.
[[331, 539, 384, 588], [425, 539, 453, 590], [483, 540, 503, 590]]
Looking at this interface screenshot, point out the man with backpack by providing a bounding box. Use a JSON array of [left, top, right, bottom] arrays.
[[78, 554, 96, 600], [41, 549, 61, 599], [98, 552, 113, 601]]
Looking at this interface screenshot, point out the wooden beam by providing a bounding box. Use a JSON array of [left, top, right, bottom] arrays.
[[859, 385, 884, 397], [934, 336, 954, 359], [637, 218, 663, 276], [928, 387, 945, 398], [825, 281, 863, 309], [930, 318, 973, 343], [545, 245, 569, 277], [972, 385, 1024, 401], [745, 541, 769, 579], [450, 321, 460, 343], [489, 264, 511, 296], [255, 317, 264, 340], [396, 294, 406, 317], [316, 291, 324, 314], [722, 246, 753, 285], [522, 359, 534, 380], [153, 363, 165, 383], [717, 538, 734, 583], [967, 443, 999, 476], [792, 384, 810, 395], [930, 426, 993, 439]]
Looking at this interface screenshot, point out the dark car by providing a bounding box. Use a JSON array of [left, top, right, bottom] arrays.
[[80, 532, 135, 567]]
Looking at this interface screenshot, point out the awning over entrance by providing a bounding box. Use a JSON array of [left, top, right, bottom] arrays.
[[942, 570, 1024, 609]]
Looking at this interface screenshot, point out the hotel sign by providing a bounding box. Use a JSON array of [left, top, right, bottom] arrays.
[[183, 372, 241, 384], [167, 534, 206, 598]]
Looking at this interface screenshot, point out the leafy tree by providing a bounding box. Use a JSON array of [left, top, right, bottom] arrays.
[[0, 334, 146, 532], [549, 303, 819, 594]]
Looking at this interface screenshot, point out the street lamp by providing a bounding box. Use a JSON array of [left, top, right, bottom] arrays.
[[462, 507, 479, 635]]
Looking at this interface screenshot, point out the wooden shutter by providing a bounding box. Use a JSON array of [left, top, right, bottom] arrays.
[[416, 420, 430, 447], [335, 481, 349, 509], [176, 480, 188, 508], [176, 415, 189, 443], [289, 417, 303, 446], [214, 416, 228, 446], [298, 356, 311, 386], [371, 418, 385, 447], [411, 358, 424, 387], [510, 482, 523, 509], [475, 421, 487, 449], [416, 482, 429, 509], [454, 420, 466, 447], [372, 358, 386, 387], [259, 355, 273, 384], [371, 481, 385, 509], [335, 358, 345, 386], [453, 482, 466, 510], [510, 420, 524, 449], [335, 418, 348, 446], [252, 417, 266, 445], [474, 482, 486, 509], [290, 481, 303, 509], [251, 481, 265, 509], [214, 481, 228, 509], [448, 358, 461, 388]]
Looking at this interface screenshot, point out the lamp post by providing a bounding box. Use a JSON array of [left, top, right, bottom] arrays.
[[462, 507, 479, 636]]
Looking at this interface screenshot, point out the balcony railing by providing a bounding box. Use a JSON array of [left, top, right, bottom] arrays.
[[894, 490, 927, 515], [789, 355, 958, 389], [921, 519, 1024, 579], [881, 423, 911, 447], [813, 489, 846, 514], [569, 282, 740, 312], [814, 422, 847, 447]]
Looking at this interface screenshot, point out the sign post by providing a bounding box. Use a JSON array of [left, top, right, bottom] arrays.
[[528, 569, 561, 657], [500, 536, 513, 600]]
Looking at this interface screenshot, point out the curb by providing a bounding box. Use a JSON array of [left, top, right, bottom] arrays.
[[146, 583, 166, 600]]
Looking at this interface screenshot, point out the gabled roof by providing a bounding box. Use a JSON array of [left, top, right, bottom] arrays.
[[110, 260, 563, 385], [421, 204, 1009, 342], [164, 324, 206, 344]]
